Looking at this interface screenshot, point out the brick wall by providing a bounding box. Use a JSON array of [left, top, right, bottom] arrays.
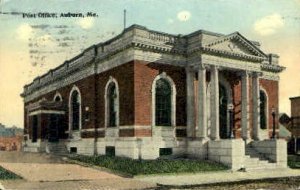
[[260, 79, 279, 138], [23, 60, 279, 140], [291, 97, 300, 118], [133, 60, 186, 137], [133, 60, 187, 126], [24, 61, 135, 139]]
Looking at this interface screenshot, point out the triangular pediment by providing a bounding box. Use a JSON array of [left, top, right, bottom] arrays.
[[204, 32, 267, 59]]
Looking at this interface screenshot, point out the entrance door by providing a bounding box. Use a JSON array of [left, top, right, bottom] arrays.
[[219, 84, 228, 139], [48, 114, 59, 142], [32, 115, 38, 143]]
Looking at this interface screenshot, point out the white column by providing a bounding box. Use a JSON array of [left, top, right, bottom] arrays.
[[252, 72, 260, 140], [186, 67, 195, 137], [197, 66, 207, 138], [241, 71, 250, 140], [210, 66, 220, 140]]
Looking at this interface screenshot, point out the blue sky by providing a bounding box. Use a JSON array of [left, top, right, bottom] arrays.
[[0, 0, 300, 127]]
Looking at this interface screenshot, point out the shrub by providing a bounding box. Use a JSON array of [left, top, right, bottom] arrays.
[[69, 155, 228, 175]]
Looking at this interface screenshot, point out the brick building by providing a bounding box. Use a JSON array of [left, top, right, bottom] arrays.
[[0, 136, 22, 151], [289, 96, 300, 153], [21, 25, 287, 170]]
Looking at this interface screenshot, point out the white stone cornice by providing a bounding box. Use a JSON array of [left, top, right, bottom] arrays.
[[201, 54, 261, 72], [24, 65, 95, 102], [261, 63, 285, 73], [202, 47, 265, 62], [29, 110, 65, 116], [261, 72, 280, 81], [24, 48, 187, 103]]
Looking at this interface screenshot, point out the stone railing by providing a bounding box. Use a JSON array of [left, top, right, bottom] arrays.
[[208, 139, 245, 170], [23, 48, 96, 96], [250, 139, 287, 168]]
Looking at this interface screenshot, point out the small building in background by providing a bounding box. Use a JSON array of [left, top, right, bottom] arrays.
[[0, 123, 23, 151], [289, 96, 300, 154]]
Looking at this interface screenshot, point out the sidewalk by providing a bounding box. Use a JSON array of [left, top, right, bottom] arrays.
[[136, 168, 300, 187], [0, 152, 157, 190], [0, 179, 156, 190]]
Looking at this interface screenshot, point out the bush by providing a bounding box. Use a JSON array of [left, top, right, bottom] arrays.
[[0, 166, 21, 180], [69, 155, 228, 175], [288, 155, 300, 169]]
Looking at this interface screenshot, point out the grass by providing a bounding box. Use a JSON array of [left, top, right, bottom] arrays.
[[288, 155, 300, 169], [68, 155, 228, 176], [0, 166, 21, 180]]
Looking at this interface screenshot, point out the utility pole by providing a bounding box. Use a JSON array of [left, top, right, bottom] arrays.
[[124, 9, 126, 30]]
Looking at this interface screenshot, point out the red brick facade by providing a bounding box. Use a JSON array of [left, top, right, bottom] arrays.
[[24, 60, 279, 140]]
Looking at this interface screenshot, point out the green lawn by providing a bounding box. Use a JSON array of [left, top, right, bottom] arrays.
[[68, 155, 228, 176], [0, 166, 21, 180], [288, 155, 300, 169]]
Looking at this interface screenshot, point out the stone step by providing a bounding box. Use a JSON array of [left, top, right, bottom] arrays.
[[47, 143, 68, 155], [245, 147, 269, 161], [244, 154, 277, 170]]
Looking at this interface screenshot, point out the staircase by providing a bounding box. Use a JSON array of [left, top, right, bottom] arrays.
[[244, 144, 277, 170], [46, 142, 69, 156]]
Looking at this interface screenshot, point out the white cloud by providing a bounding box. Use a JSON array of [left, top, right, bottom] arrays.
[[254, 13, 284, 36], [177, 10, 191, 22], [77, 17, 94, 29], [16, 23, 33, 41]]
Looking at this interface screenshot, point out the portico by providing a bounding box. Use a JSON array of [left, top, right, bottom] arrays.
[[186, 66, 263, 141]]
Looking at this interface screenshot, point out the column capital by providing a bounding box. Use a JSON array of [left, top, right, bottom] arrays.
[[192, 64, 209, 71], [209, 65, 220, 72], [237, 70, 250, 77], [185, 65, 195, 72], [250, 71, 263, 78]]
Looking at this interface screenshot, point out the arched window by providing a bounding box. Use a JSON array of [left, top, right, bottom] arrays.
[[70, 90, 81, 130], [105, 77, 119, 128], [155, 78, 172, 126], [260, 90, 267, 129], [54, 96, 61, 102], [53, 93, 62, 102], [108, 83, 117, 127]]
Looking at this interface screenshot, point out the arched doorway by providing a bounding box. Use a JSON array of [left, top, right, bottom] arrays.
[[219, 83, 228, 139]]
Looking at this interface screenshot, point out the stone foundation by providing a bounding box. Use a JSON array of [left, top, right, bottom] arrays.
[[208, 139, 245, 170]]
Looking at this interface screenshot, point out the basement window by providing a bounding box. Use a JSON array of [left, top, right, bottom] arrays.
[[106, 146, 115, 157], [159, 148, 172, 156], [70, 147, 77, 154]]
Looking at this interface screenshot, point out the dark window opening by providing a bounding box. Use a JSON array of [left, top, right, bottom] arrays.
[[159, 148, 173, 156], [260, 90, 267, 129], [32, 115, 38, 143], [54, 96, 61, 102], [70, 147, 77, 153], [155, 79, 172, 126], [105, 146, 115, 157], [71, 91, 80, 130], [219, 84, 228, 139], [108, 83, 117, 127]]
